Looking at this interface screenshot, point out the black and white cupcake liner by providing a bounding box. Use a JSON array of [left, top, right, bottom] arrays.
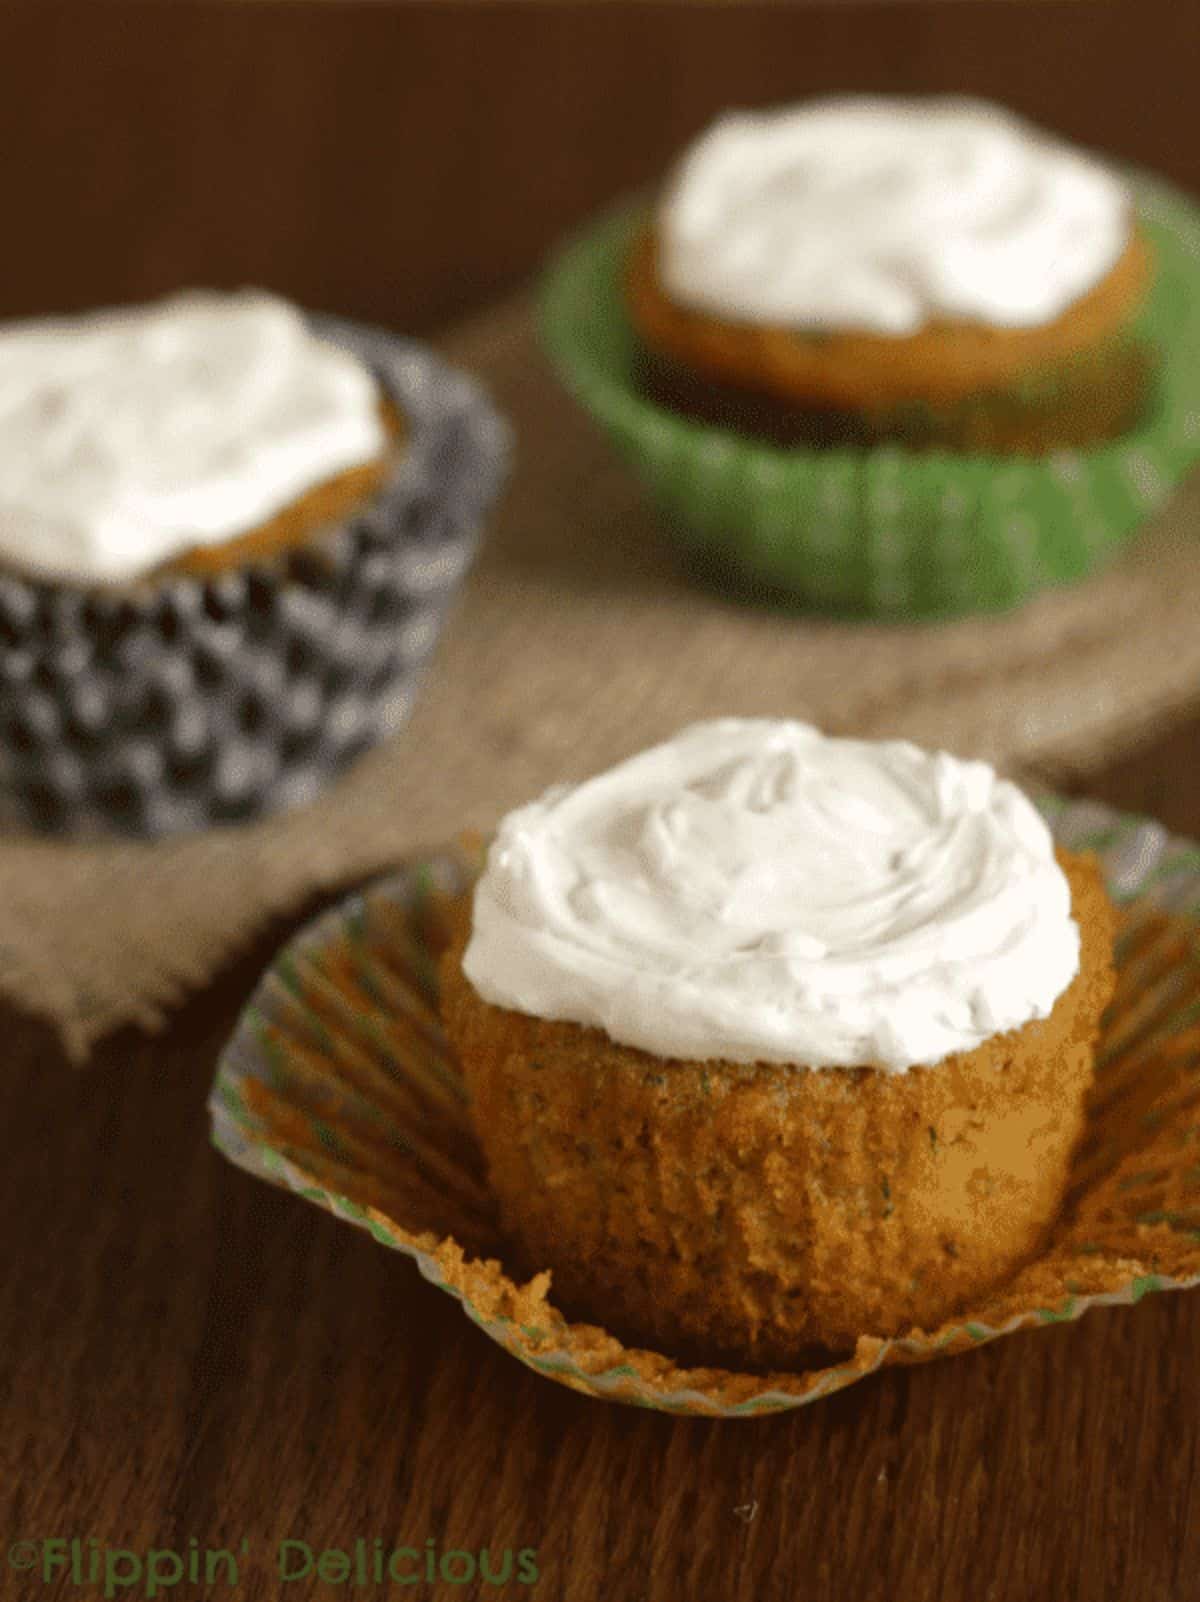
[[0, 316, 511, 837]]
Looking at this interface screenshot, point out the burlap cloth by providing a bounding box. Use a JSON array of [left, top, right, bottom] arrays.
[[7, 298, 1200, 1062]]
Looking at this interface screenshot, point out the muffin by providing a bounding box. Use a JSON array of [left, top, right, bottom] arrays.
[[0, 289, 509, 835], [440, 719, 1117, 1364], [541, 102, 1200, 615], [627, 97, 1153, 453]]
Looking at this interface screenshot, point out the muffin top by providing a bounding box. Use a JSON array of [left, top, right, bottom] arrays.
[[0, 289, 387, 585], [462, 718, 1081, 1072], [655, 96, 1131, 335]]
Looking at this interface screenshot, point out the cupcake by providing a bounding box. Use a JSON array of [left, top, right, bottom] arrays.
[[0, 289, 509, 835], [541, 96, 1200, 615], [440, 719, 1117, 1364], [628, 97, 1153, 453]]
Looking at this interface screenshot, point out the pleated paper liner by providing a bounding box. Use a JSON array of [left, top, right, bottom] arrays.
[[210, 796, 1200, 1417], [538, 172, 1200, 619]]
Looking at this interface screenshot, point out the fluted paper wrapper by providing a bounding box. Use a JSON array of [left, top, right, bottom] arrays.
[[539, 174, 1200, 618], [209, 795, 1200, 1417], [0, 319, 511, 837]]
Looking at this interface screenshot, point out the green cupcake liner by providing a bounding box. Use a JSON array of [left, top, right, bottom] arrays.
[[538, 173, 1200, 618], [210, 795, 1200, 1417]]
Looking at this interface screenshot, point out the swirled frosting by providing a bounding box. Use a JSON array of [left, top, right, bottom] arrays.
[[462, 719, 1081, 1072], [656, 96, 1131, 334], [0, 289, 387, 584]]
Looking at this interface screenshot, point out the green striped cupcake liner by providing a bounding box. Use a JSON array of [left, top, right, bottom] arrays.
[[209, 795, 1200, 1417], [538, 173, 1200, 619]]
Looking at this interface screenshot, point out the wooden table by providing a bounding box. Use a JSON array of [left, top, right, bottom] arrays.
[[4, 1, 1200, 335], [3, 717, 1199, 1602]]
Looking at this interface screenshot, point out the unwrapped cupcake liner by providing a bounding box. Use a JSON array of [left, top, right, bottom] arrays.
[[539, 173, 1200, 618], [0, 318, 511, 837], [209, 795, 1200, 1418]]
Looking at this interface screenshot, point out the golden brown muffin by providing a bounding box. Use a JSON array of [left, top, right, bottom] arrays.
[[156, 397, 405, 579], [440, 848, 1116, 1365], [627, 225, 1153, 453]]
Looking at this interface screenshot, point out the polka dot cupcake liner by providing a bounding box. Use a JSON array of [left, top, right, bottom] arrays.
[[0, 319, 511, 837], [209, 795, 1200, 1417], [539, 172, 1200, 618]]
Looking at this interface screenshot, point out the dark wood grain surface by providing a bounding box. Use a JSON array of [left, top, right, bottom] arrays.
[[3, 1, 1199, 334], [1, 714, 1198, 1602]]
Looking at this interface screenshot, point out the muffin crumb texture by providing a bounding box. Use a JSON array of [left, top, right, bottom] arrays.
[[441, 850, 1116, 1363]]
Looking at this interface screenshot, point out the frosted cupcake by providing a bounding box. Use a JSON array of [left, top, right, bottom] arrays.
[[541, 93, 1200, 613], [0, 290, 508, 835], [628, 97, 1152, 452], [440, 719, 1116, 1363]]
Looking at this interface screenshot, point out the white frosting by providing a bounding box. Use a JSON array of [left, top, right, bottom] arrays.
[[657, 96, 1130, 334], [463, 719, 1081, 1072], [0, 289, 387, 584]]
